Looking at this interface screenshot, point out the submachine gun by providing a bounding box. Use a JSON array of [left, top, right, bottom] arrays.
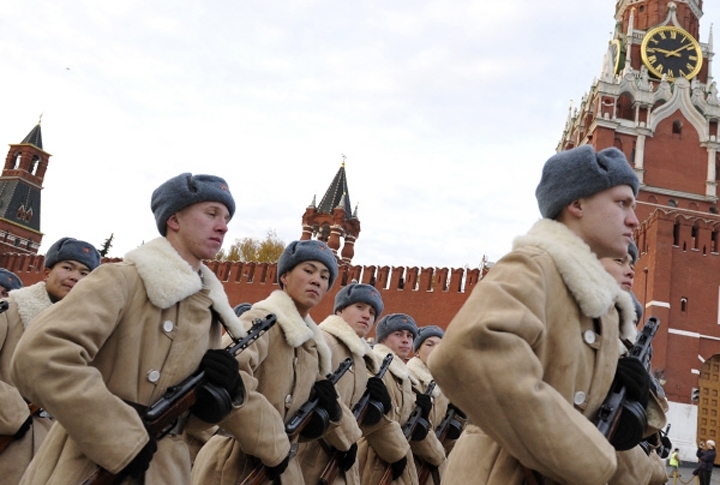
[[318, 353, 394, 485], [80, 313, 277, 485], [241, 357, 353, 485], [594, 316, 659, 451]]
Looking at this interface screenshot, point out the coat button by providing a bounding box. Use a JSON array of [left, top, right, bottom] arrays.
[[147, 370, 161, 383], [573, 391, 587, 406], [583, 330, 596, 344], [162, 320, 174, 333], [285, 394, 292, 404]]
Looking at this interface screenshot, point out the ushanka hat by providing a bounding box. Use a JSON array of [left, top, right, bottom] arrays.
[[375, 313, 418, 344], [45, 237, 101, 271], [0, 268, 22, 292], [536, 145, 639, 220], [151, 173, 235, 236], [413, 325, 445, 352], [277, 240, 338, 289], [628, 240, 639, 264], [233, 302, 252, 317], [334, 283, 384, 319]]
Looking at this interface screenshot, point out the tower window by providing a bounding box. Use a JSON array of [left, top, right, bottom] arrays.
[[673, 222, 680, 246], [669, 199, 678, 207], [692, 225, 699, 249], [681, 297, 688, 313], [672, 120, 683, 134]]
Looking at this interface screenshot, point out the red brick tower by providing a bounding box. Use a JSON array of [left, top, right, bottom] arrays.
[[559, 0, 720, 453], [0, 120, 49, 254], [300, 157, 361, 264]]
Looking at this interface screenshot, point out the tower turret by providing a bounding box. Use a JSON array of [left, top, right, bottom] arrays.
[[300, 157, 361, 263], [0, 119, 49, 254]]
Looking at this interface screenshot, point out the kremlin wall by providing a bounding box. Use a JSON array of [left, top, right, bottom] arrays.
[[0, 251, 487, 340]]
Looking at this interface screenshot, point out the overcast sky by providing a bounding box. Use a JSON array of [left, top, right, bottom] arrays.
[[1, 1, 717, 269]]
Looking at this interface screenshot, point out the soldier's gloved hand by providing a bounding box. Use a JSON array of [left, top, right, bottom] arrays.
[[338, 443, 358, 471], [12, 416, 32, 440], [362, 377, 393, 426], [121, 435, 157, 479], [200, 349, 242, 396], [265, 453, 290, 480], [391, 456, 407, 479], [614, 357, 650, 407], [367, 377, 392, 414], [313, 379, 342, 422], [415, 393, 432, 420]]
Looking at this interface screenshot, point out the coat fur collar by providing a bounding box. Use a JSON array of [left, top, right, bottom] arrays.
[[406, 356, 441, 397], [253, 290, 333, 376], [513, 219, 637, 343], [124, 237, 245, 338], [372, 343, 412, 383], [10, 282, 52, 329], [319, 315, 373, 358]]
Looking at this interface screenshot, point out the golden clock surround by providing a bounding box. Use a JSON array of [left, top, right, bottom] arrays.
[[640, 25, 703, 81]]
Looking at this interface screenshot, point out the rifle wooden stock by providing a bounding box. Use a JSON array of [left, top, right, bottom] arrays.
[[379, 381, 436, 485], [594, 316, 659, 444], [0, 403, 40, 455], [79, 314, 277, 485], [242, 358, 353, 485], [241, 463, 269, 485], [318, 353, 394, 485]]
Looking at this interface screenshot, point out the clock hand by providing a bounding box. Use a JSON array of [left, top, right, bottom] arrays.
[[666, 43, 696, 57], [648, 47, 679, 57]]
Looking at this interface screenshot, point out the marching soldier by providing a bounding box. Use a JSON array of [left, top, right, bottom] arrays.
[[429, 145, 663, 484], [192, 240, 361, 484], [0, 237, 100, 484], [357, 313, 446, 485], [11, 173, 244, 484]]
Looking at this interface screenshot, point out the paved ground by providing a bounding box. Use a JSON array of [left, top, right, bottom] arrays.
[[666, 464, 720, 484]]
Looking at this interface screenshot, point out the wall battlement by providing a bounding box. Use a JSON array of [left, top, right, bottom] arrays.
[[0, 252, 484, 334]]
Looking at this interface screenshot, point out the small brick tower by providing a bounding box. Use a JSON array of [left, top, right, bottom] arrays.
[[0, 119, 49, 254], [300, 157, 361, 263]]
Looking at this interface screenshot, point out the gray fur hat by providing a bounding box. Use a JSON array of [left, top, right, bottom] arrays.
[[413, 325, 445, 352], [375, 313, 418, 344], [45, 237, 101, 271], [233, 302, 252, 317], [277, 240, 338, 289], [151, 173, 235, 236], [0, 268, 22, 291], [334, 283, 384, 319], [631, 292, 643, 323], [628, 240, 638, 264], [535, 145, 639, 219]]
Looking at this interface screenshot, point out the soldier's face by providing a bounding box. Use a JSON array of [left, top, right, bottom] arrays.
[[281, 261, 330, 318], [416, 336, 441, 364], [43, 260, 91, 302], [383, 330, 414, 359], [337, 302, 376, 338]]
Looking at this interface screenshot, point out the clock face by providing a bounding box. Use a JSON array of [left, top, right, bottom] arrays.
[[641, 25, 703, 80]]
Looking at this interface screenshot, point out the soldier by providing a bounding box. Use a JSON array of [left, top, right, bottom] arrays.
[[192, 239, 361, 484], [296, 282, 406, 485], [0, 237, 100, 485], [600, 241, 670, 485], [0, 268, 23, 298], [11, 173, 244, 484], [406, 325, 466, 470], [357, 313, 446, 485], [429, 145, 663, 484]]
